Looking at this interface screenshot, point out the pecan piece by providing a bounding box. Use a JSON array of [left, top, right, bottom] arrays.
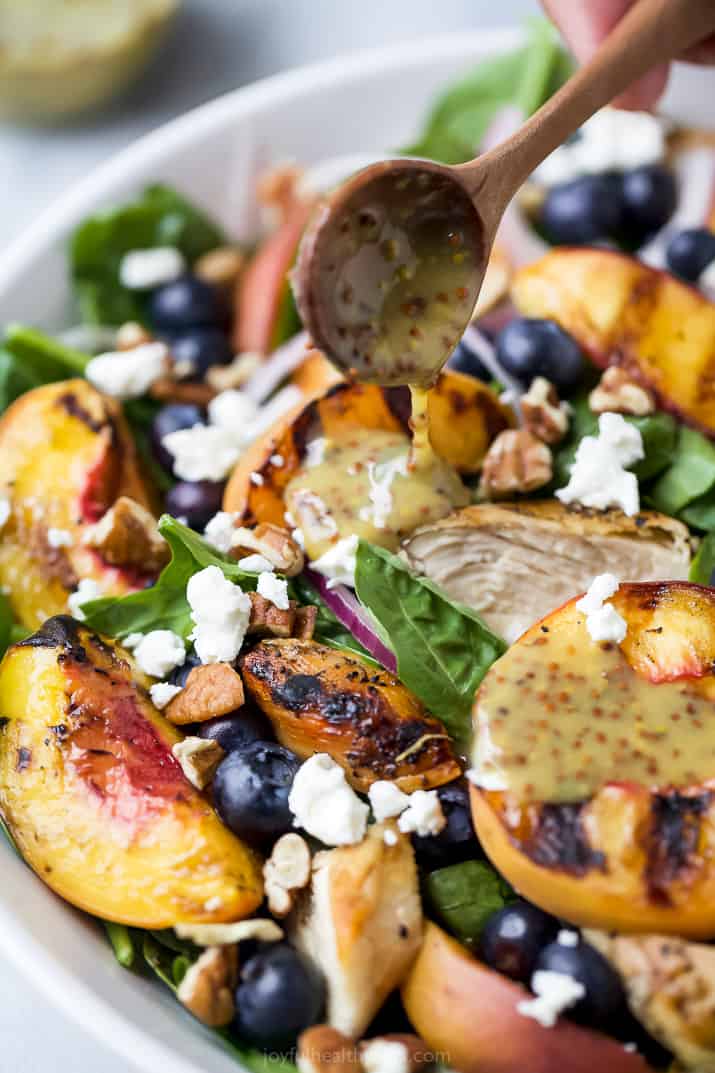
[[149, 377, 216, 405], [232, 523, 305, 577], [165, 663, 245, 725], [479, 429, 552, 498], [521, 376, 570, 444], [177, 945, 238, 1027], [194, 246, 244, 291], [264, 833, 312, 917], [172, 736, 225, 789], [588, 366, 656, 416], [82, 496, 169, 572], [294, 604, 318, 641], [247, 592, 296, 638], [297, 1026, 362, 1073]]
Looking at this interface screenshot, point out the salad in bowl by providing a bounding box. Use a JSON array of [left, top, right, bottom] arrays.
[[2, 21, 715, 1073]]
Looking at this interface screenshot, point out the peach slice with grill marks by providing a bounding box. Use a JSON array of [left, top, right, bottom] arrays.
[[470, 582, 715, 938]]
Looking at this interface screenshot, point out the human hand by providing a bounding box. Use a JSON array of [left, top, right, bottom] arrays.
[[542, 0, 715, 109]]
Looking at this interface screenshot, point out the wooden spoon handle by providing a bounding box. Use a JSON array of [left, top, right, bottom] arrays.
[[462, 0, 715, 225]]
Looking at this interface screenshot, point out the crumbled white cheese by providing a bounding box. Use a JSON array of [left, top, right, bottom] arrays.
[[123, 632, 145, 649], [186, 565, 252, 664], [517, 970, 585, 1028], [237, 553, 275, 573], [270, 453, 285, 467], [207, 389, 258, 434], [150, 682, 183, 709], [86, 342, 169, 400], [397, 790, 446, 838], [203, 511, 239, 554], [700, 259, 715, 299], [557, 929, 580, 948], [304, 437, 327, 468], [535, 107, 665, 186], [249, 472, 264, 486], [118, 246, 185, 290], [292, 527, 305, 549], [361, 1039, 411, 1073], [368, 780, 410, 821], [46, 527, 73, 548], [310, 534, 359, 590], [288, 753, 369, 846], [576, 573, 628, 644], [133, 629, 186, 678], [68, 577, 103, 620], [383, 829, 399, 847], [556, 412, 643, 516], [256, 571, 289, 610], [162, 424, 241, 482], [0, 497, 10, 530]]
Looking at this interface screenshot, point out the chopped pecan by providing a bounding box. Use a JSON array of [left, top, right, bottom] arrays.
[[82, 496, 169, 572], [297, 1026, 362, 1073], [264, 833, 312, 917], [149, 377, 216, 405], [521, 376, 570, 444], [194, 246, 245, 291], [206, 352, 262, 392], [360, 1035, 430, 1073], [248, 592, 296, 638], [232, 523, 305, 577], [294, 604, 318, 641], [165, 663, 245, 725], [116, 321, 153, 350], [479, 429, 552, 499], [172, 736, 225, 789], [177, 945, 238, 1027], [588, 366, 656, 416]]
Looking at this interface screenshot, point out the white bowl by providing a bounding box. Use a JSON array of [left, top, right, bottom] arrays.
[[0, 29, 713, 1073]]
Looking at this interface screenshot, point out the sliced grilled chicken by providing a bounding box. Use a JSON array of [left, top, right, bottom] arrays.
[[401, 500, 691, 643]]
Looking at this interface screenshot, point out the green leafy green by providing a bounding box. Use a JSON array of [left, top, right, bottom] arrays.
[[104, 922, 136, 969], [271, 280, 302, 350], [81, 515, 259, 639], [2, 323, 90, 387], [354, 541, 505, 747], [648, 426, 715, 517], [690, 531, 715, 585], [426, 860, 514, 949], [401, 20, 572, 164], [70, 184, 225, 325], [0, 591, 13, 662]]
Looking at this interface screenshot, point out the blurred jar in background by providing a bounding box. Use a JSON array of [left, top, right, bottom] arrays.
[[0, 0, 180, 123]]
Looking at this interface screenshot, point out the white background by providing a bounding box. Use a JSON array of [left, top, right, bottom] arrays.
[[0, 1, 533, 1069]]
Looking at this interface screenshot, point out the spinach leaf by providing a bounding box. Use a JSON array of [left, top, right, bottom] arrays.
[[70, 184, 225, 325], [649, 426, 715, 517], [680, 490, 715, 533], [0, 348, 43, 413], [81, 515, 259, 639], [0, 592, 14, 661], [426, 859, 514, 949], [690, 531, 715, 585], [104, 922, 136, 969], [401, 20, 570, 164], [2, 324, 90, 382], [354, 542, 505, 747]]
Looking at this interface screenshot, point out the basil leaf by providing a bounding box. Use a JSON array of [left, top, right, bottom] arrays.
[[104, 922, 136, 968], [649, 426, 715, 516], [81, 515, 258, 639], [354, 541, 505, 747], [70, 184, 225, 326], [690, 531, 715, 585], [426, 859, 514, 949]]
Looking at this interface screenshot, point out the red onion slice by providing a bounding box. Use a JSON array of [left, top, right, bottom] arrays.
[[304, 567, 397, 672]]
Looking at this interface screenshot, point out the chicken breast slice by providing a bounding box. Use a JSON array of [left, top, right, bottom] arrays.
[[401, 500, 691, 643]]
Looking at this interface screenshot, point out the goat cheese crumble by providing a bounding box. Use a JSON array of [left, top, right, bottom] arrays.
[[288, 753, 368, 846], [207, 389, 259, 433], [361, 1039, 411, 1073], [132, 630, 186, 679], [186, 565, 252, 664], [68, 577, 103, 620], [397, 790, 446, 838], [118, 246, 185, 290], [162, 424, 241, 482], [203, 511, 239, 554], [256, 571, 289, 610], [149, 682, 183, 709], [237, 553, 275, 573], [311, 534, 359, 590], [535, 108, 665, 187], [576, 573, 628, 644], [368, 780, 410, 821], [556, 412, 643, 516], [86, 341, 169, 400], [517, 970, 586, 1028]]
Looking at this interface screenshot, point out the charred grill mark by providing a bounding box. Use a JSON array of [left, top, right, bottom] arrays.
[[26, 523, 78, 590], [521, 802, 606, 876], [385, 386, 412, 430], [56, 393, 108, 434], [646, 790, 712, 904], [19, 615, 88, 659], [0, 717, 8, 732], [271, 673, 324, 709], [16, 747, 31, 772]]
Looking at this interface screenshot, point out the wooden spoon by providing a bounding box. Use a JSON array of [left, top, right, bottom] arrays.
[[293, 0, 715, 387]]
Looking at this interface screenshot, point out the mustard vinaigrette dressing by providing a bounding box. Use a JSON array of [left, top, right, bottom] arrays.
[[471, 623, 715, 805]]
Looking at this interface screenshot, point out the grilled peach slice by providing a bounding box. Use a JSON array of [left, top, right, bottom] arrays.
[[402, 923, 653, 1073], [0, 617, 263, 927], [223, 376, 511, 523], [470, 582, 715, 937], [511, 248, 715, 436], [0, 379, 158, 629], [240, 639, 460, 792]]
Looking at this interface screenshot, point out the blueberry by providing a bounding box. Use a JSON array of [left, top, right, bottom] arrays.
[[164, 480, 225, 531], [150, 403, 204, 472], [480, 900, 559, 983], [213, 741, 301, 847], [666, 227, 715, 282], [495, 317, 584, 391], [540, 174, 624, 245], [170, 327, 234, 379], [412, 781, 479, 868], [234, 943, 325, 1051], [167, 649, 201, 688], [149, 275, 228, 332], [447, 336, 491, 382], [194, 709, 274, 752], [620, 164, 677, 244], [535, 938, 627, 1028]]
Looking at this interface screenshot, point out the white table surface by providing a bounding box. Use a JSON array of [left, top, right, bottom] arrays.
[[0, 1, 532, 1070]]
